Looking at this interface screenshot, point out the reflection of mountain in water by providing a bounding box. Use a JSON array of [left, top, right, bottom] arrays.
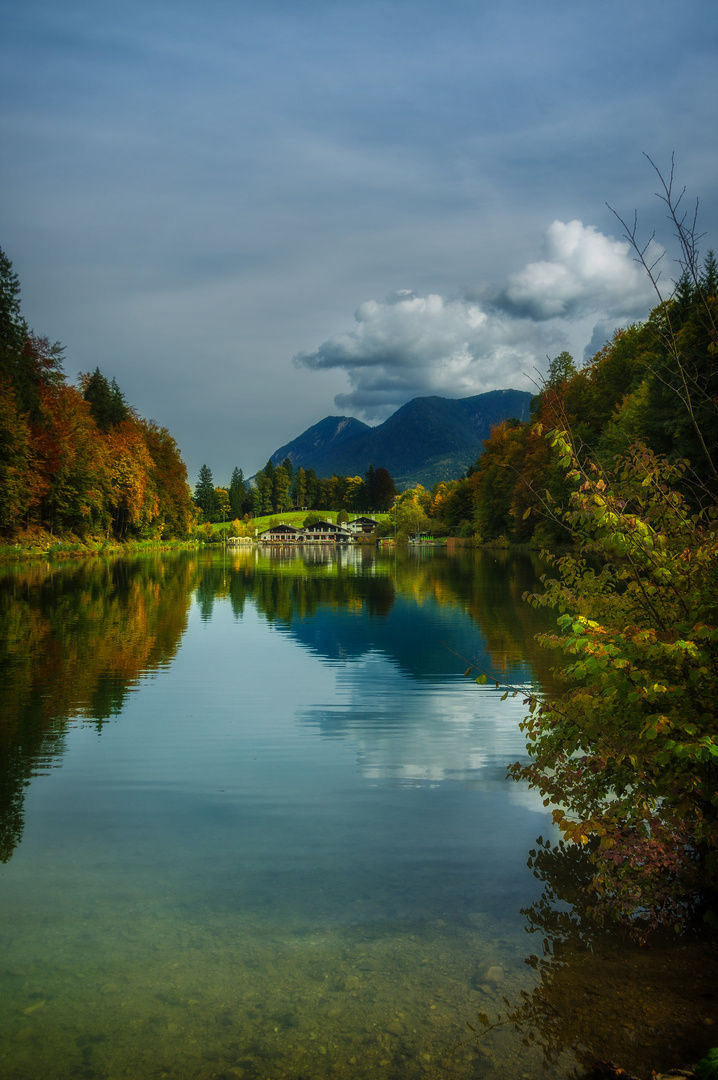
[[271, 548, 554, 686], [0, 548, 554, 863], [285, 593, 502, 678], [247, 548, 556, 786]]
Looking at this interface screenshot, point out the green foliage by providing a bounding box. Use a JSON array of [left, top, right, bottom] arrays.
[[511, 431, 718, 933], [228, 467, 248, 518], [193, 465, 218, 520], [544, 350, 577, 390], [395, 495, 430, 540], [696, 1048, 718, 1080]]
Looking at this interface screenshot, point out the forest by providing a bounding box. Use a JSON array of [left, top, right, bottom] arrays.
[[0, 247, 195, 542], [192, 459, 397, 526]]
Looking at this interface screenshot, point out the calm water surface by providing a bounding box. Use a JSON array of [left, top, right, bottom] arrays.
[[0, 548, 715, 1080]]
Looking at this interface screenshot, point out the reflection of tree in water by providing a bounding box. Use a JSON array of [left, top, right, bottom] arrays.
[[0, 556, 195, 862], [464, 839, 718, 1078], [195, 549, 396, 625]]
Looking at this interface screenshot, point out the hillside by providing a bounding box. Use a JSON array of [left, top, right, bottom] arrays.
[[269, 389, 532, 487], [269, 415, 370, 470]]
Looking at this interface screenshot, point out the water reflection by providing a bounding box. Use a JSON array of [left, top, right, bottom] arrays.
[[466, 839, 718, 1078], [0, 548, 552, 863], [0, 556, 194, 861], [2, 548, 715, 1080]]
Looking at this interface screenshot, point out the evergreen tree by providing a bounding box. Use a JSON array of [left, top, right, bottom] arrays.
[[292, 466, 307, 508], [194, 464, 218, 519], [109, 377, 129, 425], [364, 464, 376, 509], [700, 249, 718, 296], [228, 467, 247, 518], [0, 247, 64, 417], [281, 456, 294, 483], [0, 246, 27, 384], [82, 368, 112, 429], [373, 467, 396, 510], [304, 467, 320, 509], [273, 465, 291, 512]]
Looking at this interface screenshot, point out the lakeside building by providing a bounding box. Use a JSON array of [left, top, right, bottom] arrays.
[[300, 520, 351, 544], [346, 516, 378, 536], [258, 522, 302, 543], [256, 519, 351, 544], [254, 517, 378, 545]]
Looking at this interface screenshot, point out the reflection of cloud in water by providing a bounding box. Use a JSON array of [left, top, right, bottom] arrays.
[[506, 783, 552, 815], [299, 650, 536, 786]]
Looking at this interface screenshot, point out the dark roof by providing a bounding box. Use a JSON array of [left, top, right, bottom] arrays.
[[303, 520, 346, 530], [259, 523, 299, 534]]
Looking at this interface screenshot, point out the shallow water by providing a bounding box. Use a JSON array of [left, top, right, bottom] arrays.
[[0, 548, 715, 1079]]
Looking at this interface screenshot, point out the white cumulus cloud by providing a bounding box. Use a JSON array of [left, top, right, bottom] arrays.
[[498, 219, 657, 319], [295, 221, 659, 418]]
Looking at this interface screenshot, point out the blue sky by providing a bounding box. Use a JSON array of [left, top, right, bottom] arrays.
[[1, 0, 717, 483]]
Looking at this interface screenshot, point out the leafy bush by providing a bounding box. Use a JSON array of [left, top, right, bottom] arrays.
[[511, 432, 718, 934]]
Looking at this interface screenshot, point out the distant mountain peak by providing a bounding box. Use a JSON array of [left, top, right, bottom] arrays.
[[270, 415, 370, 469], [267, 389, 532, 488]]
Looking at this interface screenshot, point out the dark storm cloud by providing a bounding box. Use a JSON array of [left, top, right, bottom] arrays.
[[1, 0, 716, 477]]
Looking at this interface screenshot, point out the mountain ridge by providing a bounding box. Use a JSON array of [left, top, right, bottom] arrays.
[[269, 389, 533, 488]]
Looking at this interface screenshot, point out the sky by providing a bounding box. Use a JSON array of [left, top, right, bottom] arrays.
[[1, 0, 717, 485]]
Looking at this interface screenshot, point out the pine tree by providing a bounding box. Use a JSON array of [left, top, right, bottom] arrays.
[[109, 378, 129, 425], [194, 464, 218, 519], [228, 467, 247, 518], [700, 249, 718, 296], [0, 246, 27, 382]]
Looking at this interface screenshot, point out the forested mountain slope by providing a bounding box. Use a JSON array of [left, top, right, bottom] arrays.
[[268, 389, 532, 487]]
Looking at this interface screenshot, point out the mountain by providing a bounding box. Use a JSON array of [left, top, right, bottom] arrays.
[[270, 389, 533, 488], [269, 415, 371, 470]]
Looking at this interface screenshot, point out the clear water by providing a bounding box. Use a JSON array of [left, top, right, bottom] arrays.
[[0, 548, 715, 1080]]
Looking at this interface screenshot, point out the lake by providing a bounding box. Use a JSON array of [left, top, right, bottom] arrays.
[[0, 547, 716, 1080]]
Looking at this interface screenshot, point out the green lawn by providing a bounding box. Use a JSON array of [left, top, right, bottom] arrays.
[[212, 511, 389, 534]]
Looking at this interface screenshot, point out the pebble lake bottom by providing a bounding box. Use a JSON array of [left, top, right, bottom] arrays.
[[0, 548, 716, 1079]]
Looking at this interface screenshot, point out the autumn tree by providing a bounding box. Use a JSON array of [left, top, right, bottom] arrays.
[[35, 384, 109, 534], [140, 420, 194, 537], [396, 492, 430, 540], [344, 475, 365, 511], [215, 487, 231, 521], [104, 420, 159, 538], [0, 376, 43, 533]]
